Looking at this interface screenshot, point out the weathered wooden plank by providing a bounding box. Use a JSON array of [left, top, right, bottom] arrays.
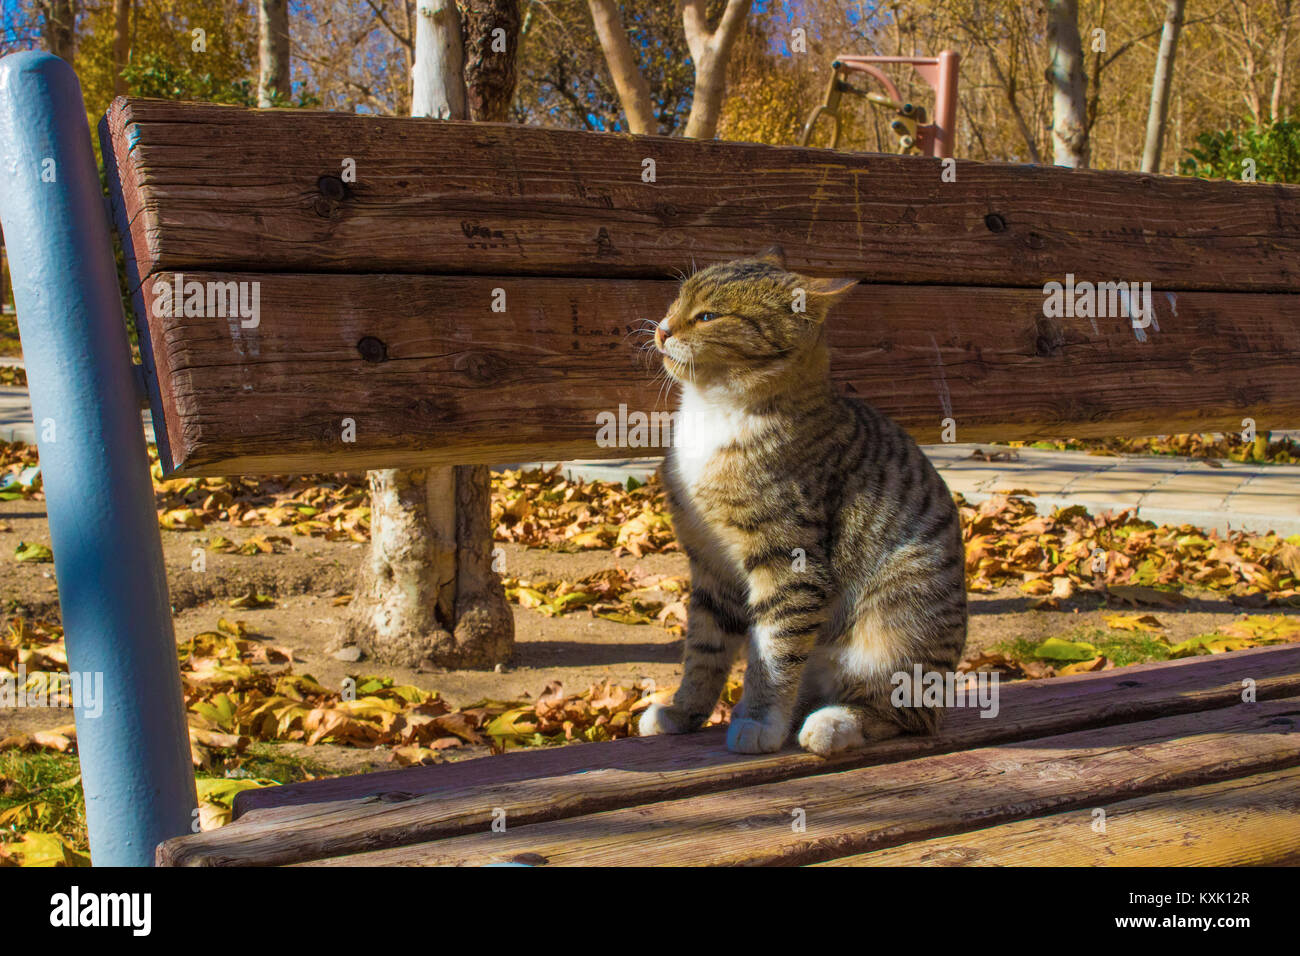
[[300, 696, 1300, 867], [97, 112, 178, 471], [814, 766, 1300, 866], [139, 272, 1300, 475], [106, 98, 1300, 292], [156, 645, 1300, 865]]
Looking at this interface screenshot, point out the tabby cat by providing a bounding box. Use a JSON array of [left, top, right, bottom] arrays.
[[637, 247, 967, 756]]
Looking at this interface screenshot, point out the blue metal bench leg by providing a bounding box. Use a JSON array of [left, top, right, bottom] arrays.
[[0, 51, 195, 866]]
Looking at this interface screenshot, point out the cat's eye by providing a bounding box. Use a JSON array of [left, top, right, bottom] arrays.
[[693, 311, 719, 323]]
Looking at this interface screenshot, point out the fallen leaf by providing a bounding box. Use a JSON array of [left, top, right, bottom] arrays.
[[1032, 637, 1099, 661], [0, 832, 89, 867], [228, 589, 275, 609], [1107, 585, 1188, 608], [13, 542, 53, 563], [1220, 615, 1300, 643], [1103, 613, 1165, 633]]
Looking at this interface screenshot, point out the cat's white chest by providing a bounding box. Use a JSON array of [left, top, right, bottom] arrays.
[[669, 388, 754, 490]]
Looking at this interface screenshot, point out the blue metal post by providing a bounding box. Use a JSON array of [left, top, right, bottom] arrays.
[[0, 51, 195, 865]]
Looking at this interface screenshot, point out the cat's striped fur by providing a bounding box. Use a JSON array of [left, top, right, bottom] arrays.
[[638, 247, 967, 755]]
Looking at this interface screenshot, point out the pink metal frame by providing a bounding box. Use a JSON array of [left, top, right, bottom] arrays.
[[834, 51, 960, 159]]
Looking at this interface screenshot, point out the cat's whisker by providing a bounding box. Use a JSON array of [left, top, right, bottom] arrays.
[[656, 369, 674, 412], [624, 319, 659, 343], [651, 351, 678, 410]]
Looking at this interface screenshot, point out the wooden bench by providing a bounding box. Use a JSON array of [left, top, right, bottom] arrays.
[[1, 51, 1297, 865], [108, 97, 1299, 867]]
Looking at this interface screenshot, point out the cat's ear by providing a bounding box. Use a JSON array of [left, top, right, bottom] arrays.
[[804, 276, 858, 313], [755, 244, 787, 269]]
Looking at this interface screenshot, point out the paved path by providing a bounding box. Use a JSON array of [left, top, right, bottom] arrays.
[[509, 446, 1300, 538], [0, 382, 39, 444], [3, 381, 1296, 537], [4, 369, 157, 444], [1, 381, 156, 444]]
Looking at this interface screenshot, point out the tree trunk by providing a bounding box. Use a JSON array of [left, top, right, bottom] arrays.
[[586, 0, 658, 134], [258, 0, 291, 107], [340, 468, 511, 668], [1045, 0, 1089, 167], [461, 0, 521, 122], [681, 0, 752, 140], [40, 0, 77, 64], [412, 0, 466, 119], [1140, 0, 1186, 173], [340, 0, 514, 670], [112, 0, 131, 96], [1270, 0, 1293, 122]]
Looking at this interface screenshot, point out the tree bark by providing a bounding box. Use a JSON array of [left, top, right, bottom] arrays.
[[1141, 0, 1186, 173], [341, 0, 514, 670], [1226, 0, 1264, 125], [461, 0, 521, 122], [412, 0, 467, 119], [257, 0, 291, 107], [586, 0, 658, 133], [340, 468, 511, 668], [39, 0, 76, 64], [680, 0, 752, 140], [1046, 0, 1089, 167], [112, 0, 131, 96], [1269, 0, 1293, 122]]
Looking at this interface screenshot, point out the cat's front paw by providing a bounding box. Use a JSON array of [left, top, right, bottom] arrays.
[[726, 714, 789, 753], [638, 702, 700, 736], [797, 705, 867, 756]]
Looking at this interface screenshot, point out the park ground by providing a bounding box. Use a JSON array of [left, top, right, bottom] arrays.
[[1, 424, 1300, 864]]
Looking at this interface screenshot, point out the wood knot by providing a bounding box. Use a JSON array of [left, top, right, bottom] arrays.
[[653, 201, 680, 225], [983, 212, 1007, 233], [1034, 316, 1066, 356], [318, 175, 348, 200], [357, 336, 388, 363], [314, 176, 350, 218], [454, 349, 511, 383], [594, 226, 617, 258]]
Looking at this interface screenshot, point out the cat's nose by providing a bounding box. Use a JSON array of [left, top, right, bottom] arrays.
[[655, 317, 671, 349]]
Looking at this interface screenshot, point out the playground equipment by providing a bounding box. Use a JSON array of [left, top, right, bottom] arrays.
[[1, 50, 1298, 866], [799, 52, 959, 157]]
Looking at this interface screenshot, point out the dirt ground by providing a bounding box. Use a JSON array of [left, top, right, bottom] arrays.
[[2, 493, 1295, 773]]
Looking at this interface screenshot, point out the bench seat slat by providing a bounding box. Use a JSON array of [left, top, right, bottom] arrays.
[[300, 696, 1300, 867], [155, 645, 1300, 865], [815, 765, 1300, 866]]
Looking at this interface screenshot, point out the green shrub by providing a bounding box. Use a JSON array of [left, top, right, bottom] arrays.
[[1180, 120, 1300, 184]]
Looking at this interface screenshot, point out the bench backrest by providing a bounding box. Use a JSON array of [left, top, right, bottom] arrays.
[[101, 98, 1300, 477]]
